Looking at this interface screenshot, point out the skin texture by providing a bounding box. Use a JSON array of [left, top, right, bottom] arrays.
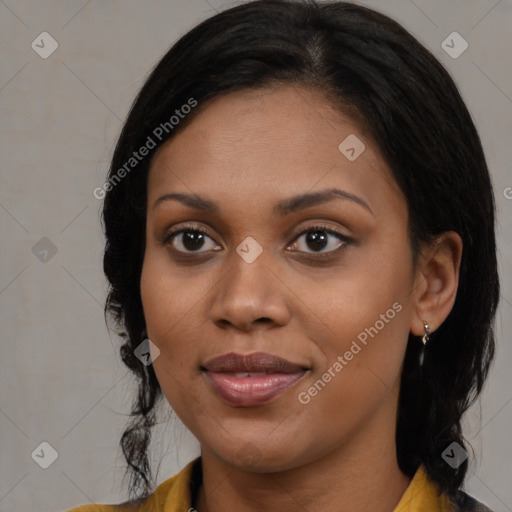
[[140, 86, 462, 512]]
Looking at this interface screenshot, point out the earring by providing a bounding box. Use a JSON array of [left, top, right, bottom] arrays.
[[422, 321, 431, 346], [419, 321, 431, 367]]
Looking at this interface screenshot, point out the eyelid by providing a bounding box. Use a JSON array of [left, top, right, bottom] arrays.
[[161, 221, 212, 244]]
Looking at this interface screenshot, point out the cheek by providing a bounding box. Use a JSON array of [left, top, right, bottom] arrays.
[[296, 294, 409, 407], [140, 252, 195, 372], [140, 248, 221, 412], [297, 239, 412, 354], [292, 297, 410, 451], [140, 245, 205, 340], [293, 241, 413, 409]]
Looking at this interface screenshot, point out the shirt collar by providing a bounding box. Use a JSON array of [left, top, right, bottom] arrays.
[[161, 459, 448, 512], [393, 465, 451, 511]]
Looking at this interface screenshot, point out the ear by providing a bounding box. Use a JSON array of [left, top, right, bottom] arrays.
[[410, 231, 463, 337]]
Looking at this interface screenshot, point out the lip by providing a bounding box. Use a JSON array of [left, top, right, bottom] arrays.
[[201, 352, 309, 407]]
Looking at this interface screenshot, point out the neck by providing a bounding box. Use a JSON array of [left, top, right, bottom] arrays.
[[194, 400, 412, 512]]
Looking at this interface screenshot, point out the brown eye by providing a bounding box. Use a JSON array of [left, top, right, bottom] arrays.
[[165, 229, 221, 254], [289, 226, 351, 255]]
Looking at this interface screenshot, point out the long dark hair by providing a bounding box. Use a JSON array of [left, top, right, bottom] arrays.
[[102, 0, 499, 501]]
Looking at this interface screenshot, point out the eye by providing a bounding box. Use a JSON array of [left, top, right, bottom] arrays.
[[163, 224, 221, 254], [288, 225, 351, 255], [162, 223, 351, 258]]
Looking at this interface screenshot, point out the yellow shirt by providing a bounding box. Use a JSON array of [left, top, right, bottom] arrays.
[[65, 458, 481, 512]]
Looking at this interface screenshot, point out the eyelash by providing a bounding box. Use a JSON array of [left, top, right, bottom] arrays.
[[161, 222, 352, 260]]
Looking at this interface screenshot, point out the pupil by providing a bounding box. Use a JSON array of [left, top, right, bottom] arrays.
[[306, 230, 328, 251], [183, 231, 204, 251]]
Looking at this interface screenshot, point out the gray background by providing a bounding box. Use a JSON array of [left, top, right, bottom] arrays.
[[1, 0, 511, 511]]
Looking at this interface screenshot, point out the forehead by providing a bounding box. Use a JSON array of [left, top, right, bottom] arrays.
[[147, 86, 403, 215]]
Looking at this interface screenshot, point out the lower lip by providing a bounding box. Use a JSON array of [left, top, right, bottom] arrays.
[[204, 371, 306, 407]]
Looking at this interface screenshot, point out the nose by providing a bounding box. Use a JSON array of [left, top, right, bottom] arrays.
[[208, 249, 292, 332]]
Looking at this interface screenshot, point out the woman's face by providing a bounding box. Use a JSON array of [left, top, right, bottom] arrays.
[[141, 86, 418, 471]]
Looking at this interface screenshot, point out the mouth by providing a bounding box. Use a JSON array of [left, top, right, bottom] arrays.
[[201, 352, 310, 407]]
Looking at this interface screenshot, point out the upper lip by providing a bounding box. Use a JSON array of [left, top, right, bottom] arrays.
[[202, 352, 308, 373]]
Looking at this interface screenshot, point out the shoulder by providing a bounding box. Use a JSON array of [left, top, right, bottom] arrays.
[[64, 457, 200, 512], [447, 489, 493, 512], [64, 492, 164, 512]]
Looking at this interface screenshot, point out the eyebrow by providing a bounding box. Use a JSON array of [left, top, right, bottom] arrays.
[[153, 187, 373, 216]]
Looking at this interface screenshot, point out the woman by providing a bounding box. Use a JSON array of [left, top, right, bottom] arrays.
[[68, 0, 499, 510]]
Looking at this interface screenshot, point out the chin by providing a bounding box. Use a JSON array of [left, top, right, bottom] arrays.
[[205, 438, 310, 474]]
